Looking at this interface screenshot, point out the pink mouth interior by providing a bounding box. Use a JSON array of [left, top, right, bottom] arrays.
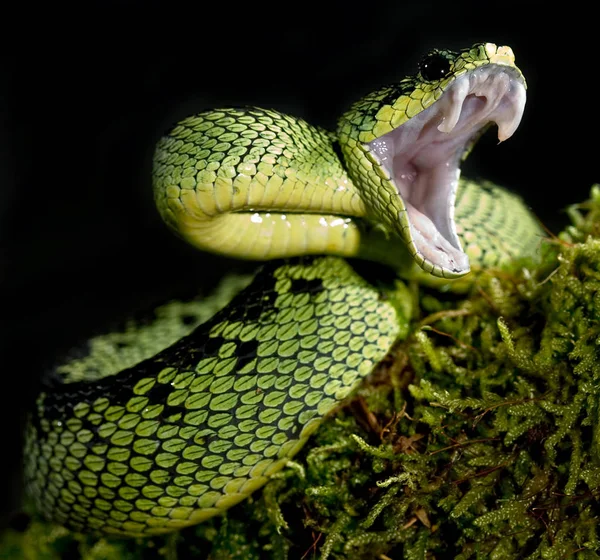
[[368, 65, 526, 275]]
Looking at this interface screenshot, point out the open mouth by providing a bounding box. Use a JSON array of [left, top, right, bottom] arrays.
[[368, 64, 526, 277]]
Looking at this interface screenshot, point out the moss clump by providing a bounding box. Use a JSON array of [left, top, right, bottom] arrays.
[[3, 186, 600, 559]]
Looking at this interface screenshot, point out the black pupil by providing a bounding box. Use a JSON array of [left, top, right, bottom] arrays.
[[420, 54, 452, 81]]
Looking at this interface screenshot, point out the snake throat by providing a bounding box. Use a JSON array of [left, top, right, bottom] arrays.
[[368, 64, 526, 275]]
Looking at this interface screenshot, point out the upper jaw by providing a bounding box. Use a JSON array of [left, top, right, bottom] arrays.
[[367, 64, 527, 278]]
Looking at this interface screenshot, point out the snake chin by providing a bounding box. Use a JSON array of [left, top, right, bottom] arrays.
[[368, 64, 526, 276]]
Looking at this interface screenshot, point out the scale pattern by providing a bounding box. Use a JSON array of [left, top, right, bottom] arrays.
[[153, 107, 366, 260], [24, 257, 401, 536], [454, 179, 541, 268], [54, 275, 253, 383]]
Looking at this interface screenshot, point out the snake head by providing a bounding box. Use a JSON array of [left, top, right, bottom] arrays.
[[338, 42, 527, 278]]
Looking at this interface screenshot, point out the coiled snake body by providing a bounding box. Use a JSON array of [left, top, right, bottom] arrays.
[[24, 43, 542, 536]]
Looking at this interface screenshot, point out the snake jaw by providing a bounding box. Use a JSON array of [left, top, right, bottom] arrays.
[[368, 64, 526, 277]]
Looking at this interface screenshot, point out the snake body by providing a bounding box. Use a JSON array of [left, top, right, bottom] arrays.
[[24, 43, 542, 536]]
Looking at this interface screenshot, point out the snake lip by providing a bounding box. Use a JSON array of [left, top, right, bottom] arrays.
[[368, 64, 527, 277]]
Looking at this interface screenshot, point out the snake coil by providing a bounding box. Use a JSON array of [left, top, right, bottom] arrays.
[[24, 42, 542, 536]]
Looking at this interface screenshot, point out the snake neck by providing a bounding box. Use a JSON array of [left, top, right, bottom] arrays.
[[153, 107, 377, 261]]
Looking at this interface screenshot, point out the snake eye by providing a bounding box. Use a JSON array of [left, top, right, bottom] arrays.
[[419, 53, 452, 81]]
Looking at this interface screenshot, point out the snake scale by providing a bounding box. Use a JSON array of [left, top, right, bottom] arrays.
[[23, 43, 542, 537]]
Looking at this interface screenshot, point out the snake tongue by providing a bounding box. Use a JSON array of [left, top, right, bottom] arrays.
[[368, 64, 526, 277]]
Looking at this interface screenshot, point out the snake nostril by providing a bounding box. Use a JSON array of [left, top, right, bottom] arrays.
[[181, 315, 197, 326]]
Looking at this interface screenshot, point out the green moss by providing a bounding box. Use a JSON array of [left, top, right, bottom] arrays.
[[4, 186, 600, 559]]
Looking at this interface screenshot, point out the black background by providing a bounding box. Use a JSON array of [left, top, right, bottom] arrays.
[[1, 3, 597, 525]]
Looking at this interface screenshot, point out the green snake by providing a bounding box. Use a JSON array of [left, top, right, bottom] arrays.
[[24, 42, 542, 537]]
